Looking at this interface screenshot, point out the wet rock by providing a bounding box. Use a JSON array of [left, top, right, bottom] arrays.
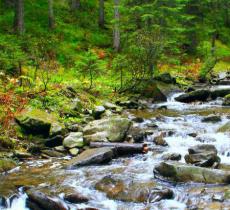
[[95, 176, 173, 203], [175, 90, 210, 103], [65, 148, 114, 168], [127, 126, 146, 143], [44, 135, 64, 147], [0, 159, 17, 173], [0, 196, 7, 208], [55, 146, 66, 152], [185, 144, 220, 167], [147, 122, 158, 128], [188, 144, 217, 154], [83, 117, 132, 143], [210, 89, 230, 100], [63, 132, 84, 149], [153, 134, 168, 146], [154, 161, 230, 184], [188, 133, 197, 138], [26, 191, 67, 210], [132, 117, 144, 123], [202, 115, 221, 123], [218, 121, 230, 132], [162, 153, 181, 161], [69, 148, 79, 156], [92, 106, 105, 119], [212, 194, 224, 202], [41, 150, 65, 157], [223, 94, 230, 106], [64, 192, 89, 203], [15, 109, 64, 137]]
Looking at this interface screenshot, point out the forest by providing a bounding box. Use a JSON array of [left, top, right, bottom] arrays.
[[0, 1, 230, 210]]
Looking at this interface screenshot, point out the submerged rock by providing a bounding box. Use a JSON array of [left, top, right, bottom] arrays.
[[26, 191, 67, 210], [154, 161, 230, 184], [65, 148, 114, 168], [63, 132, 84, 149], [95, 176, 173, 203], [83, 117, 132, 143]]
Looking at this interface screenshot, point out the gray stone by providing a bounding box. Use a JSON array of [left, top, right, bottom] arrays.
[[63, 132, 84, 149], [69, 148, 79, 156]]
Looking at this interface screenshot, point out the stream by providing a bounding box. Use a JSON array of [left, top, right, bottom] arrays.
[[0, 86, 230, 210]]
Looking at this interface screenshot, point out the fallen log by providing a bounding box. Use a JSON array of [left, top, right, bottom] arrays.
[[89, 142, 147, 155]]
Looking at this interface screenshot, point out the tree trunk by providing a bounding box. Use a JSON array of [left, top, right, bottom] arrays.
[[70, 0, 80, 11], [113, 0, 120, 52], [48, 0, 55, 29], [98, 0, 105, 28], [14, 0, 24, 35]]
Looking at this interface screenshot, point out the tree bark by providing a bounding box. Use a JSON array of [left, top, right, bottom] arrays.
[[14, 0, 24, 35], [113, 0, 120, 52], [98, 0, 105, 28], [48, 0, 55, 29]]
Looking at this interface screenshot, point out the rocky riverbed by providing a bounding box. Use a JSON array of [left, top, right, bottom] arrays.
[[0, 84, 230, 210]]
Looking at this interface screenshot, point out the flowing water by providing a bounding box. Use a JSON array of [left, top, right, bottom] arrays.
[[1, 86, 230, 210]]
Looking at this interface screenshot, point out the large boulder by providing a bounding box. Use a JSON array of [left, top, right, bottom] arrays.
[[154, 161, 230, 184], [83, 117, 132, 143], [95, 176, 173, 203], [15, 109, 65, 137], [175, 90, 210, 103], [185, 144, 220, 167], [63, 132, 84, 149], [65, 148, 114, 168], [26, 191, 67, 210]]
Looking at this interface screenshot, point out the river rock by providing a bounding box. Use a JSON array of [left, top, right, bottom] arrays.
[[44, 135, 64, 147], [154, 161, 230, 184], [185, 144, 220, 167], [13, 150, 32, 159], [64, 192, 89, 203], [69, 148, 79, 156], [153, 134, 168, 146], [127, 126, 146, 143], [26, 191, 67, 210], [92, 106, 106, 119], [95, 176, 173, 203], [65, 148, 114, 168], [116, 100, 139, 109], [63, 132, 84, 149], [202, 115, 221, 123], [218, 121, 230, 132], [41, 150, 65, 157], [83, 117, 132, 143], [175, 90, 210, 103], [162, 153, 181, 161], [210, 88, 230, 100], [15, 108, 64, 137], [223, 94, 230, 106], [0, 159, 16, 173]]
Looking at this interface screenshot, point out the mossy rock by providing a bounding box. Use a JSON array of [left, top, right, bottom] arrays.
[[0, 159, 17, 173], [218, 122, 230, 132], [15, 108, 65, 137]]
